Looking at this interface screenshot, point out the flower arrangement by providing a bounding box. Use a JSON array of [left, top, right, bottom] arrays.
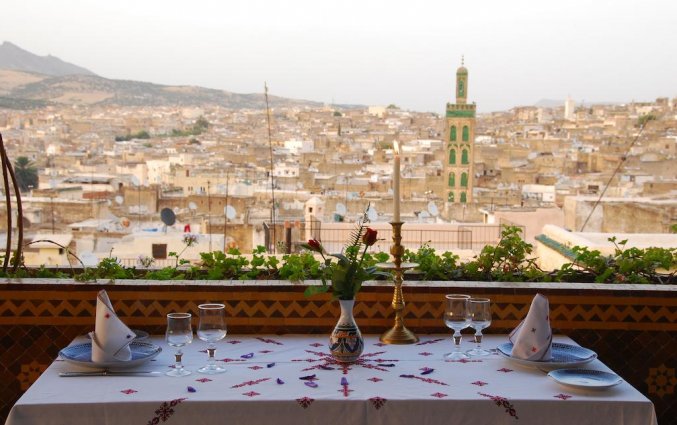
[[302, 208, 387, 300]]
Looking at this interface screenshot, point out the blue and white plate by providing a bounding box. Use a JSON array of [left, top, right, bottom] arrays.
[[548, 369, 623, 389], [496, 342, 597, 370], [59, 341, 162, 369]]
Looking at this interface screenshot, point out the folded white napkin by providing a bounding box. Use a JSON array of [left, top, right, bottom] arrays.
[[89, 290, 135, 363], [509, 293, 552, 361]]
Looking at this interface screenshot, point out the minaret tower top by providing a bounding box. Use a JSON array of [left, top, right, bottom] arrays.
[[456, 56, 468, 104]]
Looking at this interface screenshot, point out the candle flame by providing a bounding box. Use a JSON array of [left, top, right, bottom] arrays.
[[393, 141, 400, 154]]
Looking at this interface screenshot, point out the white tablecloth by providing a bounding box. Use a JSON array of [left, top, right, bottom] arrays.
[[6, 335, 657, 425]]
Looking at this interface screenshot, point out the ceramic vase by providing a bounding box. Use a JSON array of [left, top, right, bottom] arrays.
[[329, 299, 364, 363]]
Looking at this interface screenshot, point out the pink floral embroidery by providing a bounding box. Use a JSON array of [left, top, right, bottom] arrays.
[[120, 389, 138, 395], [227, 340, 242, 344], [309, 342, 323, 347], [431, 392, 447, 398], [368, 377, 383, 382], [146, 398, 186, 425], [400, 374, 449, 386], [297, 397, 314, 409], [554, 393, 573, 400], [256, 337, 283, 345], [248, 365, 263, 370], [416, 338, 445, 345], [446, 358, 483, 363], [497, 368, 514, 373], [472, 381, 488, 386], [243, 391, 260, 397], [218, 358, 245, 363], [195, 378, 212, 383], [293, 350, 393, 374], [259, 350, 273, 354], [369, 397, 387, 409], [231, 378, 271, 389], [418, 352, 433, 356], [479, 392, 518, 420]]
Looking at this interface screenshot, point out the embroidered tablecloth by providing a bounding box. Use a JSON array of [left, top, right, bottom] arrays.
[[6, 335, 657, 425]]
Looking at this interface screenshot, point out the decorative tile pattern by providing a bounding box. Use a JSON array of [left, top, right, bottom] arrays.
[[0, 282, 675, 423]]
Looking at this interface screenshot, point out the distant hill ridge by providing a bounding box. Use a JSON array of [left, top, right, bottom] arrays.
[[0, 41, 325, 109], [0, 41, 96, 76]]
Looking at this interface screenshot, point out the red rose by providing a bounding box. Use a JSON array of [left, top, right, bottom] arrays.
[[306, 239, 323, 252], [362, 227, 378, 247]]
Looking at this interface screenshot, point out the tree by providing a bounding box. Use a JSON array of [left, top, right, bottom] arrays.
[[14, 156, 38, 192]]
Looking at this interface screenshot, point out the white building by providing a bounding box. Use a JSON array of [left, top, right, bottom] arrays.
[[564, 97, 575, 121]]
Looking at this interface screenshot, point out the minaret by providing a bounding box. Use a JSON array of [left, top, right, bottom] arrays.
[[443, 57, 475, 205]]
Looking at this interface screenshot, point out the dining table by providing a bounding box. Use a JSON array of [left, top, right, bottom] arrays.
[[5, 334, 657, 425]]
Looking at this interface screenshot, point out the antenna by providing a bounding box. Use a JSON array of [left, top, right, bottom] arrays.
[[264, 82, 276, 253]]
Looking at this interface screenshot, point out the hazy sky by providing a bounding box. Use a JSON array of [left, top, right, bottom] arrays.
[[2, 0, 676, 112]]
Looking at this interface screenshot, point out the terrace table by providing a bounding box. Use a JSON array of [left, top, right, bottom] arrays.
[[6, 335, 657, 425]]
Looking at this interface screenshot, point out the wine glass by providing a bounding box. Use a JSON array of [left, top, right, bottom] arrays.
[[443, 294, 471, 360], [466, 298, 492, 357], [197, 303, 227, 374], [165, 312, 193, 377]]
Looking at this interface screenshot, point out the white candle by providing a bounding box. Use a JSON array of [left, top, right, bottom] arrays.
[[393, 141, 401, 222]]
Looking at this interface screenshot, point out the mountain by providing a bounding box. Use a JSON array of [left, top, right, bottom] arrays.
[[0, 41, 96, 77], [7, 73, 321, 108], [0, 42, 325, 109]]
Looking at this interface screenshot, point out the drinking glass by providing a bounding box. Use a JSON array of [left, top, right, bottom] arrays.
[[165, 312, 193, 377], [443, 294, 471, 360], [466, 298, 492, 357], [197, 303, 227, 374]]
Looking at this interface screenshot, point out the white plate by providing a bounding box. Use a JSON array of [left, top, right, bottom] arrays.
[[548, 369, 623, 389], [59, 341, 162, 369], [496, 342, 597, 370]]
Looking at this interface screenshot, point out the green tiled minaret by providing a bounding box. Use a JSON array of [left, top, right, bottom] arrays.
[[444, 57, 475, 204]]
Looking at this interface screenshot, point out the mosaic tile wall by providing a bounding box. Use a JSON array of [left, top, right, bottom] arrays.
[[1, 281, 675, 424]]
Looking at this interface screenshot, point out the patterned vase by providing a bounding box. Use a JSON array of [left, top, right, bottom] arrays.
[[329, 299, 364, 363]]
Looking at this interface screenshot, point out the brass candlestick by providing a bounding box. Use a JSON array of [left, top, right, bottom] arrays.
[[377, 221, 419, 344]]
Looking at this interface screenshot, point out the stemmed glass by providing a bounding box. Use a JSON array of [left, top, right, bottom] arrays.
[[165, 312, 193, 377], [197, 303, 227, 374], [466, 298, 492, 357], [443, 294, 471, 360]]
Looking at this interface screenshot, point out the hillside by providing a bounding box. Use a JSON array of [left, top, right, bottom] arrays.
[[0, 41, 96, 76], [5, 73, 321, 108]]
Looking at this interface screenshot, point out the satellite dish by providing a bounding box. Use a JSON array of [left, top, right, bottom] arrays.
[[419, 211, 430, 219], [225, 205, 236, 220], [367, 206, 378, 222], [160, 208, 176, 226], [115, 195, 124, 205], [335, 203, 347, 216], [188, 202, 197, 211], [106, 200, 112, 206], [79, 252, 99, 267], [131, 176, 140, 186], [427, 201, 439, 217], [173, 207, 180, 214]]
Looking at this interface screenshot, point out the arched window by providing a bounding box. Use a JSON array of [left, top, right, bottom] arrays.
[[461, 149, 469, 164], [450, 126, 457, 141], [448, 172, 455, 187], [461, 172, 468, 187], [449, 149, 456, 165], [462, 126, 469, 142], [460, 192, 467, 203], [448, 191, 455, 202]]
